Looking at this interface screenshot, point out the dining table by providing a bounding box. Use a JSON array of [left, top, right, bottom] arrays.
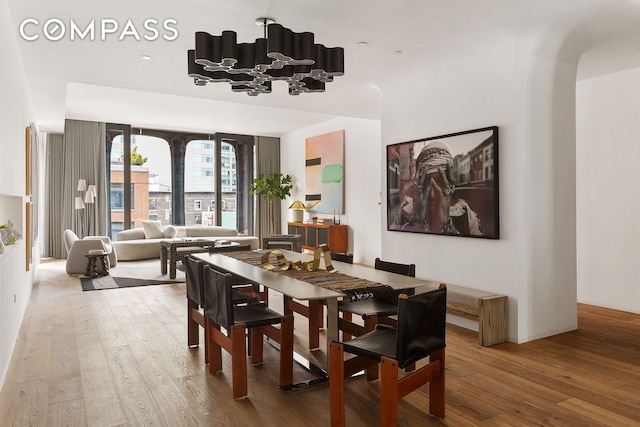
[[192, 249, 438, 378]]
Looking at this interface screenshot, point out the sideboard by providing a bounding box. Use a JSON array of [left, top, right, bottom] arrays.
[[287, 221, 348, 253]]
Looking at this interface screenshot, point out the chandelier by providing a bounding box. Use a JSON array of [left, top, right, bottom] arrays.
[[187, 18, 344, 96]]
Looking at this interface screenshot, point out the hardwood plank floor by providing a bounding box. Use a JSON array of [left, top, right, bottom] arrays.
[[1, 259, 640, 426]]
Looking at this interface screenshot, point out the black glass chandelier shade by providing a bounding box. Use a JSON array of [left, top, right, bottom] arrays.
[[187, 23, 344, 96]]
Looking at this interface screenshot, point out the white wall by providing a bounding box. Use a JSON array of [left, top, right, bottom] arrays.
[[0, 0, 37, 386], [576, 67, 640, 314], [377, 36, 581, 343], [279, 117, 382, 265]]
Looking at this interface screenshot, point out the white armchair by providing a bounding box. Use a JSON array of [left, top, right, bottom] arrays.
[[63, 229, 117, 275]]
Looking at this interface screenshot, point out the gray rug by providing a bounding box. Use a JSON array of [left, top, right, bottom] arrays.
[[80, 275, 184, 291]]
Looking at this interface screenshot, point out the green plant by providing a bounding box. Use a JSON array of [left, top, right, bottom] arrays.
[[131, 146, 148, 166], [250, 173, 293, 234]]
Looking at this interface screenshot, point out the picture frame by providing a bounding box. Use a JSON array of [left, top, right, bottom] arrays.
[[29, 123, 39, 245], [386, 126, 499, 239], [305, 130, 345, 215]]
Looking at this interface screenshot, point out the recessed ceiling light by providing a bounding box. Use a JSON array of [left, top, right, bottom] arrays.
[[394, 50, 403, 54], [141, 55, 152, 60], [357, 41, 368, 46]]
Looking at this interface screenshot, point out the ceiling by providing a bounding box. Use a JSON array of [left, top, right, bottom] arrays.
[[7, 0, 640, 135]]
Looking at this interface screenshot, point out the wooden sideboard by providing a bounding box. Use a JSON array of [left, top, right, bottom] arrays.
[[287, 222, 348, 254]]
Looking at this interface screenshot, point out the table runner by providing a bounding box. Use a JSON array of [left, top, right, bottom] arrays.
[[222, 251, 397, 302]]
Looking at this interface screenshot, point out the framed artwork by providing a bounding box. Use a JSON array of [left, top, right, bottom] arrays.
[[305, 130, 345, 215], [387, 126, 499, 239], [25, 124, 39, 266], [28, 123, 39, 245]]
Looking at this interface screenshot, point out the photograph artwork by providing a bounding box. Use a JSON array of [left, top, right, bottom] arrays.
[[387, 126, 499, 239]]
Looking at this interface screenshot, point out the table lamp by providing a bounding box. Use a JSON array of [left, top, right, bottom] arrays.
[[288, 200, 305, 222]]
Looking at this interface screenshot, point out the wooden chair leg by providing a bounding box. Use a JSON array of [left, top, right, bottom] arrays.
[[342, 311, 353, 341], [317, 299, 325, 329], [187, 299, 199, 347], [380, 357, 400, 427], [249, 328, 264, 365], [279, 316, 294, 389], [308, 300, 321, 349], [206, 318, 223, 373], [429, 348, 446, 418], [230, 324, 248, 399], [203, 315, 209, 363], [363, 314, 379, 381], [329, 342, 346, 427]]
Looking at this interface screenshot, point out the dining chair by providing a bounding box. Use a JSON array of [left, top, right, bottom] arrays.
[[185, 256, 208, 359], [330, 285, 447, 426], [203, 266, 294, 399], [337, 257, 416, 379], [207, 244, 268, 305], [185, 254, 260, 361]]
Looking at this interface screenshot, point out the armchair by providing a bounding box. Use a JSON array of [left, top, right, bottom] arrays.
[[63, 229, 117, 275]]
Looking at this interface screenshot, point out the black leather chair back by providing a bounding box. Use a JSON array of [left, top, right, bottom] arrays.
[[374, 257, 415, 277], [185, 257, 204, 306], [203, 267, 235, 330], [395, 287, 447, 369]]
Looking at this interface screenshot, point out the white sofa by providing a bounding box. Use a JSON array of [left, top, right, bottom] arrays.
[[112, 224, 260, 261]]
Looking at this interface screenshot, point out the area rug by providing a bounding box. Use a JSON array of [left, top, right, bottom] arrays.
[[80, 275, 184, 291]]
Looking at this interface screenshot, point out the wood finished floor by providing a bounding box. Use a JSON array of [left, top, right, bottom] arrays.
[[1, 259, 640, 426]]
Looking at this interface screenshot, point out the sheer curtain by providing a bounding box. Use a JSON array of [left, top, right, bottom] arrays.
[[254, 136, 280, 242], [43, 120, 106, 258], [43, 133, 64, 258]]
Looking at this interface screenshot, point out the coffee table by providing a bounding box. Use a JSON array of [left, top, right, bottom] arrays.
[[160, 239, 240, 279]]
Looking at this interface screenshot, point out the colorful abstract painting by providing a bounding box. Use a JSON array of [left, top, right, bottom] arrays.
[[305, 130, 344, 214]]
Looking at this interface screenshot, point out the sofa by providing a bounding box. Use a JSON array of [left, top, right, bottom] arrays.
[[112, 222, 260, 261]]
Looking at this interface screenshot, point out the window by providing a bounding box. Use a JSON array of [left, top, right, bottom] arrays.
[[108, 128, 253, 235], [107, 130, 172, 239], [193, 153, 213, 163], [110, 183, 134, 210], [194, 168, 214, 176]]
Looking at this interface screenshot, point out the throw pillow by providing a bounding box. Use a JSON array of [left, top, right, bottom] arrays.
[[163, 225, 177, 238], [142, 221, 164, 239]]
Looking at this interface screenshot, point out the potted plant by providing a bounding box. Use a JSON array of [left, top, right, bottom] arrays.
[[249, 172, 293, 235]]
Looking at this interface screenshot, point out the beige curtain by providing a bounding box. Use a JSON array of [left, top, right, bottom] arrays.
[[43, 120, 106, 258], [254, 136, 281, 242], [43, 133, 64, 258]]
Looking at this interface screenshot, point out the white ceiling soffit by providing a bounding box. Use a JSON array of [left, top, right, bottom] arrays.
[[65, 83, 344, 136]]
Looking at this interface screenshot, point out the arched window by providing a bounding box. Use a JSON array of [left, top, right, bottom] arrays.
[[107, 125, 254, 238]]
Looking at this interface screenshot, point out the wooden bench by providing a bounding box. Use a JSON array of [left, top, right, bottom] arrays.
[[419, 283, 508, 346]]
